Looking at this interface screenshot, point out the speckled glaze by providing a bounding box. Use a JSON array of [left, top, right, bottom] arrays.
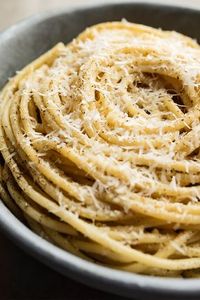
[[1, 3, 200, 299]]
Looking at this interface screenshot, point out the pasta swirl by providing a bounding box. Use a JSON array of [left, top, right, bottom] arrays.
[[1, 21, 200, 277]]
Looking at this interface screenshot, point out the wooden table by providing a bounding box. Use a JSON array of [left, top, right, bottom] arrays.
[[0, 1, 200, 299]]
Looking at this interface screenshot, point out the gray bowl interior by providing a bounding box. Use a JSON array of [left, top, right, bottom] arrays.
[[1, 3, 200, 300]]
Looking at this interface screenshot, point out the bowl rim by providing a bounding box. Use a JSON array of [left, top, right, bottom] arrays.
[[1, 2, 200, 298]]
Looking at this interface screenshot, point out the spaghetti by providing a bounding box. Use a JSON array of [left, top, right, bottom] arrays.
[[1, 21, 200, 277]]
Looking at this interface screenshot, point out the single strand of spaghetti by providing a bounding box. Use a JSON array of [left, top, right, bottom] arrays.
[[42, 227, 92, 261], [71, 240, 134, 263], [106, 231, 174, 245]]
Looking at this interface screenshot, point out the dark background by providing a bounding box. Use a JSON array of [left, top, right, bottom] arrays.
[[0, 231, 129, 300], [0, 232, 127, 300]]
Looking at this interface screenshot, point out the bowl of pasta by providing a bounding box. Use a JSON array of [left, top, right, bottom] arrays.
[[1, 2, 200, 299]]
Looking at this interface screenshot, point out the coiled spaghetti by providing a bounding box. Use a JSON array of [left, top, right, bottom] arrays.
[[1, 21, 200, 277]]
